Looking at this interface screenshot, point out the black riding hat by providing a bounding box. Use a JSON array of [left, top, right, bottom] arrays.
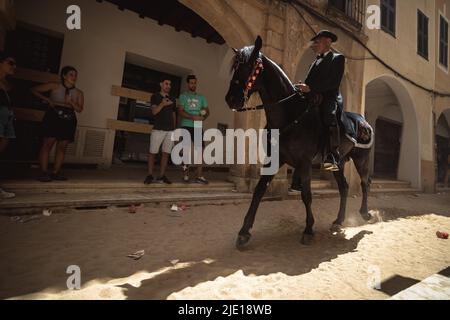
[[310, 30, 338, 43]]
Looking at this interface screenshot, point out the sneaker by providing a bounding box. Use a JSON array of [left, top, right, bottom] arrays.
[[50, 172, 68, 181], [0, 188, 15, 199], [182, 166, 190, 183], [37, 172, 52, 182], [289, 185, 302, 193], [195, 177, 209, 185], [144, 175, 154, 185], [158, 176, 172, 185]]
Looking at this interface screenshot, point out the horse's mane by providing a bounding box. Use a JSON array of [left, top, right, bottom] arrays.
[[263, 55, 296, 93]]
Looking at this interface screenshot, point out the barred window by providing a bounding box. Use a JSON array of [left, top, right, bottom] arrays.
[[328, 0, 365, 27]]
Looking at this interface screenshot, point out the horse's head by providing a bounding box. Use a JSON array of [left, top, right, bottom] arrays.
[[225, 36, 264, 111]]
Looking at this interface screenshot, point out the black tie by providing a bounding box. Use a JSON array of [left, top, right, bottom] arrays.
[[317, 53, 325, 59]]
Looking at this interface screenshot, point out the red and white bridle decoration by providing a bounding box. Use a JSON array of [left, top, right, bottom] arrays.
[[243, 57, 264, 102]]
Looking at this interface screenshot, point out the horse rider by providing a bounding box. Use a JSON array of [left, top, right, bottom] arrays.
[[295, 30, 345, 172]]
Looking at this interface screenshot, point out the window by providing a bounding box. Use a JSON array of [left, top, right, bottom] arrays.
[[417, 10, 429, 60], [120, 62, 181, 124], [329, 0, 347, 12], [328, 0, 366, 27], [439, 15, 449, 68], [5, 23, 64, 73], [381, 0, 396, 36]]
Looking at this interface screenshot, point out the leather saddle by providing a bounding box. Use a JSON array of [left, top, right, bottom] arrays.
[[336, 97, 373, 147]]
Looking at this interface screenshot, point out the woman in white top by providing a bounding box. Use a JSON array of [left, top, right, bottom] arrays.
[[31, 66, 84, 182]]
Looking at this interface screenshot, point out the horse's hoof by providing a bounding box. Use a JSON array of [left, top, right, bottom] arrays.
[[301, 233, 314, 246], [236, 234, 251, 250], [330, 223, 344, 234], [361, 212, 372, 222]]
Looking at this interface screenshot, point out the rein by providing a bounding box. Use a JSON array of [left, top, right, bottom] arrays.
[[235, 91, 300, 112], [236, 91, 314, 136]]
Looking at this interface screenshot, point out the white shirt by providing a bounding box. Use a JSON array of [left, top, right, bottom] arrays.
[[315, 50, 332, 66]]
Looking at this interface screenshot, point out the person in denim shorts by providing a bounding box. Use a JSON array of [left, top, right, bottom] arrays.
[[0, 52, 17, 199]]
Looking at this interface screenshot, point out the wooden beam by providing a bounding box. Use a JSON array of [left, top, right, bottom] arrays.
[[172, 8, 185, 32], [13, 67, 60, 84], [158, 11, 169, 26], [111, 85, 152, 101], [12, 107, 45, 122], [111, 85, 180, 104], [190, 21, 205, 38], [106, 119, 153, 134]]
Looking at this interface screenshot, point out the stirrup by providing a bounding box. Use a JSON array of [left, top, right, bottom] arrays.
[[323, 162, 340, 172], [323, 154, 340, 172]]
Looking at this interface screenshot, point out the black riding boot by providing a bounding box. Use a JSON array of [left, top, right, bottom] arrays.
[[323, 126, 340, 172]]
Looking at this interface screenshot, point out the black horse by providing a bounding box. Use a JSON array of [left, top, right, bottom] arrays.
[[225, 36, 374, 248]]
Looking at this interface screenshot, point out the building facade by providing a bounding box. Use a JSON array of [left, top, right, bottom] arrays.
[[0, 0, 449, 194]]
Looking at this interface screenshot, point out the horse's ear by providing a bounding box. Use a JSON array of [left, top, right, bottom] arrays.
[[250, 36, 263, 62], [254, 36, 263, 52]]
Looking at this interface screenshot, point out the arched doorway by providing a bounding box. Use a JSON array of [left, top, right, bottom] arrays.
[[436, 110, 450, 186], [168, 0, 269, 192], [364, 76, 421, 188]]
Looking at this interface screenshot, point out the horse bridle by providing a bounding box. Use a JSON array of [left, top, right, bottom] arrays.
[[231, 56, 265, 112], [243, 57, 264, 103]]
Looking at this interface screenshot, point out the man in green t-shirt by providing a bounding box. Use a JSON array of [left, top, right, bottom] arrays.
[[178, 75, 210, 184]]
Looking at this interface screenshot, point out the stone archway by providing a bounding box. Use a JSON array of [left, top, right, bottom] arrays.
[[180, 0, 282, 193], [365, 75, 421, 188], [180, 0, 255, 49]]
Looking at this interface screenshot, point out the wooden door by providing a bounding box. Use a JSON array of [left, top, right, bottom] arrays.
[[436, 135, 450, 183], [374, 118, 402, 178]]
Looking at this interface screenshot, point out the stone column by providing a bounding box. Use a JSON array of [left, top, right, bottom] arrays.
[[228, 94, 264, 192], [422, 107, 437, 193], [344, 72, 365, 196], [339, 33, 368, 196], [228, 1, 289, 197]]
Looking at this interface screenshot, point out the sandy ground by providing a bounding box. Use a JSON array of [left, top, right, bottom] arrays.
[[0, 192, 449, 300]]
